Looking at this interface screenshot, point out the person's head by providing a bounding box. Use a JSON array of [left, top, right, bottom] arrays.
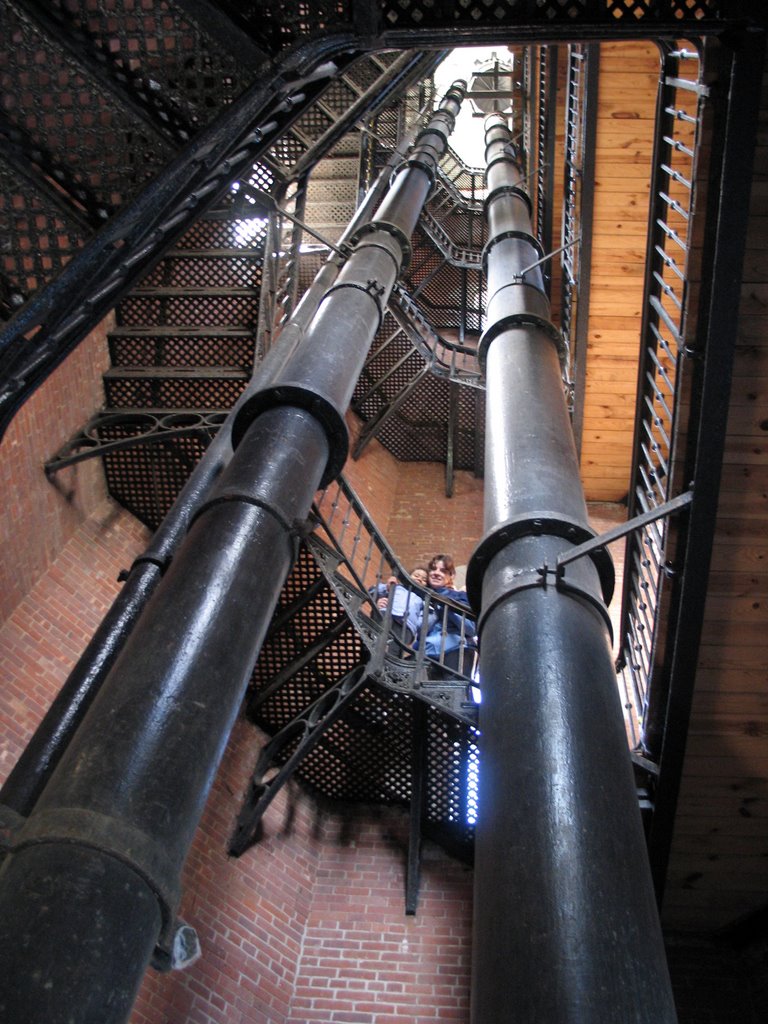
[[411, 565, 428, 587], [428, 554, 456, 588]]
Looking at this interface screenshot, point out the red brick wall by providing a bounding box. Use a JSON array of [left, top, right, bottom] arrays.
[[387, 462, 484, 585], [131, 743, 473, 1024], [288, 812, 472, 1024], [0, 500, 148, 781], [344, 414, 485, 586], [343, 413, 403, 534], [130, 721, 323, 1024], [0, 315, 113, 626]]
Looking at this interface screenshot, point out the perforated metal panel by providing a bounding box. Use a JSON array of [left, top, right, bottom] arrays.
[[140, 254, 263, 291], [109, 331, 254, 371], [48, 0, 252, 133], [321, 78, 359, 114], [405, 236, 485, 333], [210, 0, 353, 54], [4, 5, 174, 211], [353, 307, 485, 471], [104, 369, 247, 409], [293, 105, 335, 143], [117, 292, 259, 328], [0, 161, 84, 317], [249, 544, 476, 856], [174, 212, 270, 250], [102, 430, 208, 529], [379, 0, 718, 29], [269, 132, 309, 170]]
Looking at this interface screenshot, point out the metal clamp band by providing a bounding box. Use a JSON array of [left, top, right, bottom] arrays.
[[485, 150, 524, 179], [482, 228, 544, 272], [478, 311, 566, 369], [484, 183, 533, 217], [348, 220, 411, 271], [473, 564, 613, 642], [323, 279, 386, 333], [467, 512, 615, 612]]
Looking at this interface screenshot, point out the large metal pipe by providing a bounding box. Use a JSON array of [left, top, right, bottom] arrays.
[[466, 113, 677, 1023], [0, 107, 426, 821], [0, 80, 465, 1024], [0, 426, 231, 818]]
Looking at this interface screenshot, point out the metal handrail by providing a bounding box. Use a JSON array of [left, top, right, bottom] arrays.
[[311, 474, 478, 687], [389, 286, 483, 387], [616, 46, 704, 752]]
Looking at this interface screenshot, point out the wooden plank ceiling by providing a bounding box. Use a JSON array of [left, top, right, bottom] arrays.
[[581, 42, 657, 503]]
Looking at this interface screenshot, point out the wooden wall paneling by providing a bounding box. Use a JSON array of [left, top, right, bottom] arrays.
[[579, 40, 659, 503], [663, 52, 768, 934]]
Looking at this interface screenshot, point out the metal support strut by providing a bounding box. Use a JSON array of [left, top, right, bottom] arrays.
[[0, 80, 466, 1024], [466, 112, 677, 1023]]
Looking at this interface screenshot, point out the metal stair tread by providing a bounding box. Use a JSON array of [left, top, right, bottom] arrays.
[[126, 286, 258, 296], [104, 367, 248, 379], [109, 326, 252, 337]]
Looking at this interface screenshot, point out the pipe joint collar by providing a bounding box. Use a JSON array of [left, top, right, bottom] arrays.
[[484, 150, 524, 180], [323, 278, 387, 333], [348, 219, 411, 271], [482, 228, 544, 272], [404, 153, 439, 187], [479, 311, 566, 371], [467, 512, 615, 615], [231, 386, 348, 487], [417, 121, 452, 148], [484, 183, 533, 217], [11, 806, 181, 936]]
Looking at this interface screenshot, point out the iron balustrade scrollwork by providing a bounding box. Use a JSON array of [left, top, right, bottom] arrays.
[[312, 474, 479, 689], [44, 409, 228, 476]]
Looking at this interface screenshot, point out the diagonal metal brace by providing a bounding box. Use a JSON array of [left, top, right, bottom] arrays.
[[555, 489, 693, 575], [230, 664, 370, 856], [243, 186, 350, 258], [514, 235, 581, 282]]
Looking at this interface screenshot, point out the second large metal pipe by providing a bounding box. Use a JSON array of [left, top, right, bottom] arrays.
[[468, 112, 677, 1023]]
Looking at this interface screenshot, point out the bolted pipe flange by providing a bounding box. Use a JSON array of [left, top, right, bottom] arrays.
[[347, 219, 411, 272], [231, 386, 348, 487], [482, 228, 544, 273], [478, 309, 567, 371], [467, 511, 615, 614], [484, 183, 533, 217]]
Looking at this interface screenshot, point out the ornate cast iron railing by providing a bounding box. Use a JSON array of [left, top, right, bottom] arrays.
[[233, 473, 480, 906], [311, 475, 478, 690]]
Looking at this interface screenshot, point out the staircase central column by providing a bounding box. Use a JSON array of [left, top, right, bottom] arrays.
[[466, 112, 677, 1023]]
